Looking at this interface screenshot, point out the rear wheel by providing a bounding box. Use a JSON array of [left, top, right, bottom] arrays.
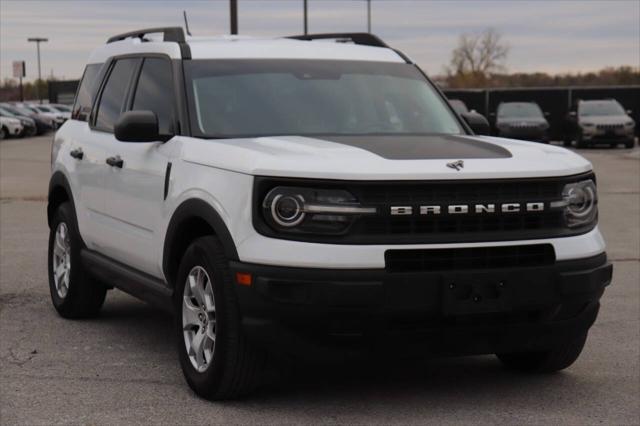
[[496, 332, 587, 373], [0, 126, 7, 140], [175, 236, 266, 400], [48, 202, 107, 318]]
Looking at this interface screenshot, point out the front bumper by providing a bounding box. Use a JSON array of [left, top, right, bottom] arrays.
[[231, 253, 612, 360], [6, 123, 23, 136], [582, 128, 634, 142]]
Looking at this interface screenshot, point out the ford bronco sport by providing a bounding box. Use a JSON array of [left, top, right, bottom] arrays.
[[48, 28, 612, 400]]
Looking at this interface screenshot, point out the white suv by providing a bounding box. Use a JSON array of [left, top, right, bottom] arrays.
[[48, 28, 612, 400], [0, 115, 23, 139]]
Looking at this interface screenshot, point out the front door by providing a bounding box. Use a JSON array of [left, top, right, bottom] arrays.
[[94, 56, 178, 277]]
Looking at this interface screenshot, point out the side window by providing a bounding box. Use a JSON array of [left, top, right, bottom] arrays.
[[95, 58, 139, 132], [131, 58, 175, 135], [71, 63, 103, 121]]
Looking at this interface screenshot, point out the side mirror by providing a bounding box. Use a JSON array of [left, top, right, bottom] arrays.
[[114, 110, 159, 142], [462, 112, 490, 135]]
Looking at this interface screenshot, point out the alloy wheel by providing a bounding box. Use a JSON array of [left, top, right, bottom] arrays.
[[52, 222, 71, 298], [182, 266, 217, 372]]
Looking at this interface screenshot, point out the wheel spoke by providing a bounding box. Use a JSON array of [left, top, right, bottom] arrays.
[[55, 230, 66, 252], [55, 263, 66, 280], [182, 298, 200, 329], [189, 275, 205, 307], [204, 282, 215, 313], [191, 329, 206, 366], [206, 324, 216, 342]]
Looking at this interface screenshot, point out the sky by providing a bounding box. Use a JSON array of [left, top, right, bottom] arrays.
[[1, 0, 639, 82]]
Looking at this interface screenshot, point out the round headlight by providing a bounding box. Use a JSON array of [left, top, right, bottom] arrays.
[[566, 185, 595, 218], [270, 194, 305, 227], [559, 179, 598, 228]]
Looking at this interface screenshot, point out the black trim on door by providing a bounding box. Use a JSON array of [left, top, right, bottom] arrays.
[[81, 249, 173, 312]]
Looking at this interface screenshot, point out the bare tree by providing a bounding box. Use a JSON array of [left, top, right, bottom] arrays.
[[447, 28, 509, 82]]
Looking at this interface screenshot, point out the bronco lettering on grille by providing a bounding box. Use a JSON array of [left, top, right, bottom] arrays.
[[390, 202, 545, 215]]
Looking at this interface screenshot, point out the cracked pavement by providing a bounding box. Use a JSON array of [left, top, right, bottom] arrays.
[[1, 136, 638, 425]]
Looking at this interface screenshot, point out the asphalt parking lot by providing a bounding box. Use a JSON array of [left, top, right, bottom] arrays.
[[1, 135, 638, 425]]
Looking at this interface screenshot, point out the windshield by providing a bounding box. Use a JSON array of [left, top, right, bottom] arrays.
[[0, 107, 17, 117], [35, 106, 53, 113], [15, 106, 34, 115], [185, 60, 464, 138], [579, 101, 625, 117], [498, 103, 543, 118]]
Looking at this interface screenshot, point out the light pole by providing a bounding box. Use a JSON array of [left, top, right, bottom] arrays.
[[303, 0, 308, 35], [230, 0, 238, 35], [366, 0, 371, 33], [27, 37, 48, 104]]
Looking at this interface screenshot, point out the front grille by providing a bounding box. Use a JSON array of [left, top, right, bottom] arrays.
[[254, 173, 596, 244], [596, 123, 624, 130], [385, 244, 555, 272]]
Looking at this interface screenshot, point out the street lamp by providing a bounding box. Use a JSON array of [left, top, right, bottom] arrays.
[[27, 37, 48, 104]]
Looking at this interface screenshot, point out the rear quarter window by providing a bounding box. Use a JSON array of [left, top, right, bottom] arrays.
[[72, 63, 103, 122]]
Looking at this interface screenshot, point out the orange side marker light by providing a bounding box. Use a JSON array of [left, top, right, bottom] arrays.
[[236, 272, 253, 286]]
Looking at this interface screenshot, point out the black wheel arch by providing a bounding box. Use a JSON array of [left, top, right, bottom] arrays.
[[47, 171, 76, 229], [163, 198, 239, 287]]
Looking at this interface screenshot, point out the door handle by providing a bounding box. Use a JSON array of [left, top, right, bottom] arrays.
[[105, 155, 123, 168], [69, 148, 84, 160]]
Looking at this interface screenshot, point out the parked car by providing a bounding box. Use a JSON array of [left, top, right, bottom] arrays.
[[0, 106, 37, 137], [23, 104, 67, 129], [0, 115, 24, 139], [48, 27, 611, 400], [10, 103, 57, 132], [49, 104, 72, 120], [493, 102, 549, 143], [565, 99, 635, 148]]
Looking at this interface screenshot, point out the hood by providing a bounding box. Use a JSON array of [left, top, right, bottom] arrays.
[[180, 134, 592, 180], [580, 114, 631, 125]]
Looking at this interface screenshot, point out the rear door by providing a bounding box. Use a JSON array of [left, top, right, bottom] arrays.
[[95, 56, 178, 277]]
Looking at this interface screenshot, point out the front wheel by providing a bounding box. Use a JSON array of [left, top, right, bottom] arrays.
[[175, 236, 266, 400], [496, 333, 587, 373], [0, 126, 7, 140]]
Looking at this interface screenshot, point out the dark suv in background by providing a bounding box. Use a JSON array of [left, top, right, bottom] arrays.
[[494, 102, 549, 143], [565, 99, 635, 149]]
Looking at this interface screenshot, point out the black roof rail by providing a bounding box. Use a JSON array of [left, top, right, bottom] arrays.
[[107, 27, 186, 44], [287, 32, 389, 48]]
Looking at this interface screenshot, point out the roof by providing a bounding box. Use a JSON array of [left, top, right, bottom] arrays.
[[87, 34, 406, 64]]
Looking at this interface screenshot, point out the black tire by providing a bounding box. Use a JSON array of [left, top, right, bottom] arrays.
[[25, 126, 37, 137], [496, 332, 587, 373], [175, 236, 266, 400], [0, 126, 7, 140], [562, 138, 572, 147], [48, 202, 107, 318], [625, 139, 635, 149]]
